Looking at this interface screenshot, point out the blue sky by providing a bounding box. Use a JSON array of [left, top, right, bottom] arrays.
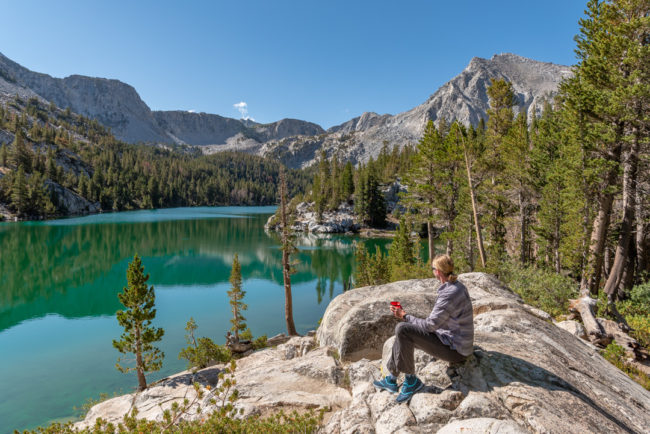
[[1, 1, 586, 128]]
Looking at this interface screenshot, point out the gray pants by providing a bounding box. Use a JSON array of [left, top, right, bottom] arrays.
[[387, 322, 466, 376]]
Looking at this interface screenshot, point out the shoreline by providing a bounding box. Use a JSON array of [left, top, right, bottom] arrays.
[[0, 204, 280, 224]]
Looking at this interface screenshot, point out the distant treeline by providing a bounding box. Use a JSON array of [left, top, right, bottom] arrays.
[[0, 97, 312, 219]]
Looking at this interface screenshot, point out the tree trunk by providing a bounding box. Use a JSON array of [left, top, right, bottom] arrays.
[[635, 177, 649, 281], [603, 131, 639, 302], [582, 141, 623, 295], [462, 143, 486, 268], [518, 190, 526, 264], [554, 214, 561, 274], [282, 246, 297, 336], [136, 327, 147, 391], [620, 241, 636, 297], [468, 220, 475, 271], [233, 304, 239, 341], [569, 296, 610, 346], [596, 318, 645, 361], [603, 244, 612, 280], [427, 220, 435, 264], [279, 169, 298, 336], [578, 194, 592, 288]]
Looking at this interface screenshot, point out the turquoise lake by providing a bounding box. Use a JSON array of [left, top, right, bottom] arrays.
[[0, 207, 393, 432]]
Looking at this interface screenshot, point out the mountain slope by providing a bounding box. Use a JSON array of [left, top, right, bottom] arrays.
[[0, 52, 169, 143], [1, 52, 571, 168], [263, 53, 572, 167], [0, 52, 324, 146]]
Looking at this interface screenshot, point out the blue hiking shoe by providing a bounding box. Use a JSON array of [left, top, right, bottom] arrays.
[[396, 376, 424, 403], [373, 375, 399, 393]]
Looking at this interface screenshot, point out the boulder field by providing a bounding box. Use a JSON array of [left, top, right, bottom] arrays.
[[75, 273, 650, 433]]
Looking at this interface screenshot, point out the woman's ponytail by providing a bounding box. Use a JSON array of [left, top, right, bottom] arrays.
[[432, 254, 456, 282]]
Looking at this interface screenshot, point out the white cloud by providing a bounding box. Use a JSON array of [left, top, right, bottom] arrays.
[[187, 109, 196, 113], [233, 101, 254, 121]]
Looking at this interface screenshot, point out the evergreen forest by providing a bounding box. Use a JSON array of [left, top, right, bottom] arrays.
[[0, 97, 312, 219]]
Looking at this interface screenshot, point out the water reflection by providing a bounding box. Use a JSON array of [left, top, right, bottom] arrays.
[[0, 209, 386, 333], [0, 207, 399, 433]]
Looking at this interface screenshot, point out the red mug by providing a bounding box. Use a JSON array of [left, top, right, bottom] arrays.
[[390, 301, 402, 309]]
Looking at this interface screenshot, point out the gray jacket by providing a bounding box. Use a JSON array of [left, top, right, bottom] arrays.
[[404, 280, 474, 356]]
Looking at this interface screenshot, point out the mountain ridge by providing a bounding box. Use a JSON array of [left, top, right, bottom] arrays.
[[0, 51, 572, 168]]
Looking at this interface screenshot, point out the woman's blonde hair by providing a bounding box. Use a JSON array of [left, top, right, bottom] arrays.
[[432, 254, 457, 283]]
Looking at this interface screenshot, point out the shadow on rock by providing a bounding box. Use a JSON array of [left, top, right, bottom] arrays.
[[157, 366, 223, 389], [450, 348, 636, 434]]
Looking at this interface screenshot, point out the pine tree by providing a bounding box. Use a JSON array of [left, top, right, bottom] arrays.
[[403, 120, 464, 259], [530, 102, 566, 272], [483, 79, 516, 266], [353, 243, 390, 287], [11, 130, 32, 172], [459, 125, 487, 269], [11, 165, 29, 216], [389, 217, 417, 271], [112, 255, 165, 391], [279, 168, 298, 336], [402, 121, 440, 260], [26, 171, 48, 216], [355, 162, 386, 228], [0, 142, 7, 167], [503, 111, 533, 264], [178, 318, 230, 370], [559, 0, 650, 300], [46, 148, 57, 182], [596, 0, 649, 301], [366, 168, 387, 228], [227, 253, 247, 341], [341, 161, 354, 201]]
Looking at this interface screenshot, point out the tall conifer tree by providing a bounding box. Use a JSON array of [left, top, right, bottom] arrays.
[[113, 255, 164, 391], [228, 253, 247, 341], [279, 168, 298, 336]]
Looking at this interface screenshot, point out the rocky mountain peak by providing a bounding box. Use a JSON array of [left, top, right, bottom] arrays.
[[2, 51, 572, 169]]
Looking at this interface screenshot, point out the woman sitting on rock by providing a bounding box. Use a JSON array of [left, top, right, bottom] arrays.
[[373, 254, 474, 403]]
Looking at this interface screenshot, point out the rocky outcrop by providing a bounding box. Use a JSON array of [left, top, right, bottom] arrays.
[[252, 118, 325, 142], [152, 111, 249, 146], [154, 112, 325, 148], [381, 180, 407, 213], [265, 201, 359, 234], [45, 180, 100, 215], [320, 273, 650, 433], [266, 180, 407, 234], [317, 273, 522, 362], [74, 336, 351, 430], [77, 273, 650, 433]]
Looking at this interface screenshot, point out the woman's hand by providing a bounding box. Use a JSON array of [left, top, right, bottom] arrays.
[[390, 305, 406, 320]]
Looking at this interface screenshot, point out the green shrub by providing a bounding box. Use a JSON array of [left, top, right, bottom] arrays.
[[617, 282, 650, 317], [28, 360, 324, 433], [179, 318, 231, 370], [627, 315, 650, 350], [596, 282, 650, 351], [353, 243, 390, 287], [500, 262, 578, 319], [353, 240, 429, 288], [239, 328, 268, 350], [252, 334, 268, 350], [617, 282, 650, 350], [602, 341, 650, 391]]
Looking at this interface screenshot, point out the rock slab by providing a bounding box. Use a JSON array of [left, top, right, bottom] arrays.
[[320, 272, 650, 433]]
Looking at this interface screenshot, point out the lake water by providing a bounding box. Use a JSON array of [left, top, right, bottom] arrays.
[[0, 207, 392, 432]]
